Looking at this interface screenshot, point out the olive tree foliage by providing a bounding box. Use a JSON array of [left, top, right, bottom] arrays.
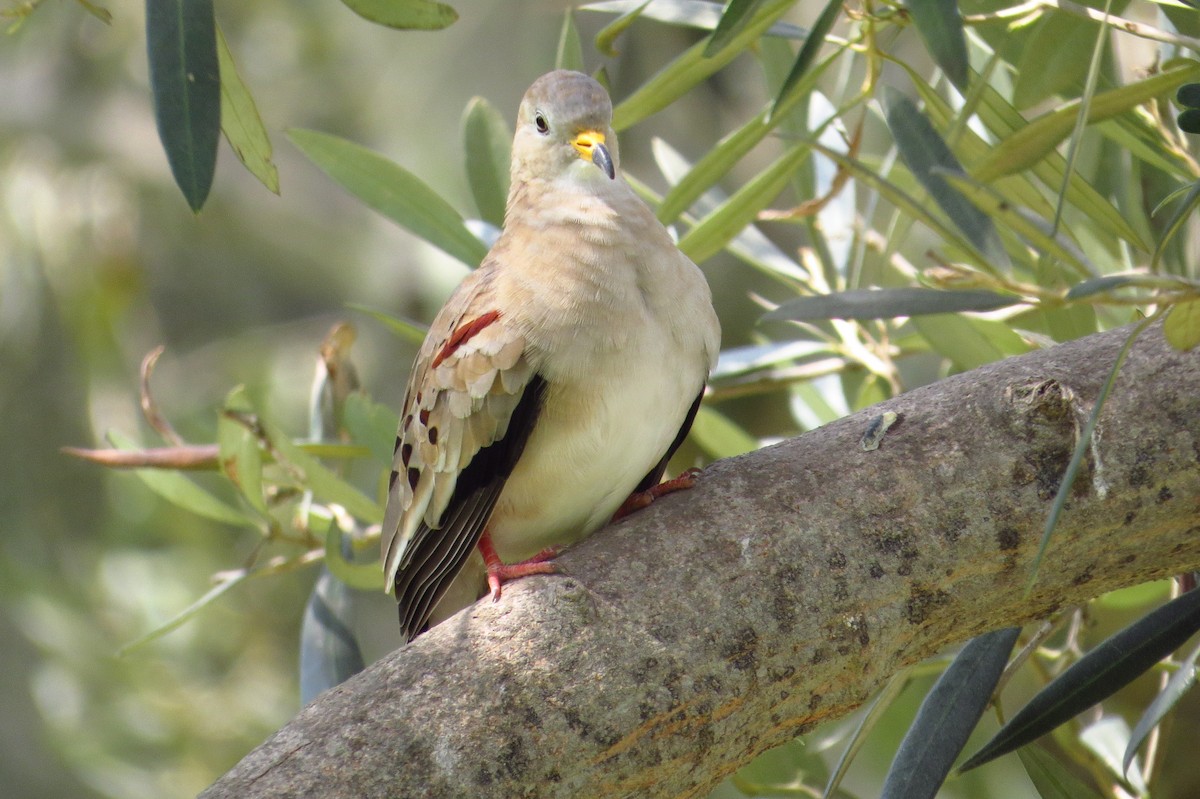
[[14, 0, 1200, 796]]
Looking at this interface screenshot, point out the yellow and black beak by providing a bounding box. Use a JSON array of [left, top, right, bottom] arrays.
[[572, 130, 615, 180]]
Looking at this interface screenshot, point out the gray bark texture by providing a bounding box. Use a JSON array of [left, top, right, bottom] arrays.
[[201, 322, 1200, 799]]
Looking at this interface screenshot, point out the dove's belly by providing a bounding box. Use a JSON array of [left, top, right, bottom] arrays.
[[485, 343, 704, 562]]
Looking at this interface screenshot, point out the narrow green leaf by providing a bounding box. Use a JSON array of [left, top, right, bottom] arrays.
[[118, 571, 247, 655], [913, 314, 1031, 371], [1152, 179, 1200, 271], [146, 0, 220, 211], [322, 521, 383, 591], [339, 0, 457, 30], [75, 0, 113, 24], [940, 173, 1094, 277], [758, 36, 809, 138], [704, 0, 766, 57], [555, 9, 585, 72], [217, 387, 269, 516], [882, 628, 1020, 799], [298, 442, 372, 460], [823, 671, 913, 797], [964, 68, 1149, 252], [899, 63, 1059, 220], [950, 69, 1147, 251], [289, 128, 488, 267], [593, 65, 613, 93], [813, 144, 992, 270], [1164, 299, 1200, 351], [1097, 580, 1172, 611], [772, 289, 1017, 323], [677, 141, 810, 263], [1011, 12, 1096, 110], [884, 89, 1007, 268], [657, 47, 838, 224], [594, 0, 651, 56], [768, 0, 841, 121], [262, 415, 384, 524], [649, 139, 812, 285], [689, 405, 758, 458], [1065, 274, 1144, 299], [792, 379, 850, 429], [711, 341, 829, 380], [1080, 717, 1145, 792], [1099, 115, 1194, 181], [1047, 0, 1110, 251], [656, 114, 769, 223], [611, 0, 795, 130], [108, 430, 254, 527], [215, 25, 278, 194], [1153, 183, 1197, 217], [342, 392, 399, 465], [581, 0, 806, 38], [1123, 640, 1200, 774], [904, 0, 968, 91], [300, 567, 366, 705], [1021, 303, 1098, 343], [462, 97, 511, 227], [348, 303, 428, 344], [850, 374, 889, 411], [961, 585, 1200, 772], [1017, 744, 1107, 799], [973, 61, 1200, 183], [766, 288, 1018, 322]]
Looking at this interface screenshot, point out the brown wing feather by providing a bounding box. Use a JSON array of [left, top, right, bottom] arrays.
[[394, 485, 501, 641], [380, 259, 546, 640], [393, 374, 546, 642]]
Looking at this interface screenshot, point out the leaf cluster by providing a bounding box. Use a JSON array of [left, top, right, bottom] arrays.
[[36, 0, 1200, 796]]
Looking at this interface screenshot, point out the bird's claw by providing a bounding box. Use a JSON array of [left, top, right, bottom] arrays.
[[483, 547, 560, 602], [612, 467, 703, 522]]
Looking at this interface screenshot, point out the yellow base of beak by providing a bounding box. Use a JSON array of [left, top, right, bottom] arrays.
[[572, 130, 615, 180]]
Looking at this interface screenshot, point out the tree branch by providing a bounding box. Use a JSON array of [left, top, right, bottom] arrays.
[[201, 322, 1200, 799]]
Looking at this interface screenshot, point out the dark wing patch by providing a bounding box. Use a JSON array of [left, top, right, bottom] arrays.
[[395, 374, 547, 642], [633, 389, 704, 495]]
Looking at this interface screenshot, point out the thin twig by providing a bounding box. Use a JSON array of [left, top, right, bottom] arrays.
[[61, 443, 220, 469]]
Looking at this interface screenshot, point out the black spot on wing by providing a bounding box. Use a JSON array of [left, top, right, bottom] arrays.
[[395, 375, 548, 642]]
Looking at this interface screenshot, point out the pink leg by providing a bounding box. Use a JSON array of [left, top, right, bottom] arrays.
[[477, 530, 558, 602], [612, 467, 703, 522]]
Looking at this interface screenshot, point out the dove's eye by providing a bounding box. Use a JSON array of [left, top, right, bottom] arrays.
[[533, 111, 549, 134]]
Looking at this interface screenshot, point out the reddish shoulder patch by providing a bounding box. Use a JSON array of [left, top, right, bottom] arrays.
[[431, 310, 502, 369]]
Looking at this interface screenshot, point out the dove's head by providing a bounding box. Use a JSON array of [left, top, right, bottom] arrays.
[[512, 70, 618, 186]]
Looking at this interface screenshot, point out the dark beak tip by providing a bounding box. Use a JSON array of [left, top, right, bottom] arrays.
[[592, 143, 616, 180]]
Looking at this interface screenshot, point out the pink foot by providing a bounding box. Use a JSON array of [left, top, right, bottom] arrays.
[[612, 467, 702, 522], [478, 531, 558, 602]]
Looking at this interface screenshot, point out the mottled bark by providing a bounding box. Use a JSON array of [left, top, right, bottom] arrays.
[[201, 323, 1200, 799]]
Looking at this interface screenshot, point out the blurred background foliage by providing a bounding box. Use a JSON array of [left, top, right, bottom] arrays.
[[3, 0, 1200, 797]]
